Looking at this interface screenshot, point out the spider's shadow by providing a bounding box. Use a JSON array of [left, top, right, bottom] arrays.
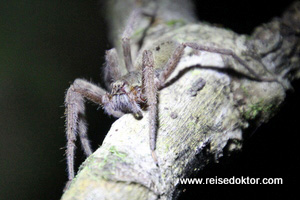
[[160, 64, 264, 89]]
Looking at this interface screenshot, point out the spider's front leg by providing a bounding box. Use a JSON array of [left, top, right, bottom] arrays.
[[64, 79, 107, 190], [141, 45, 186, 166], [142, 50, 159, 165]]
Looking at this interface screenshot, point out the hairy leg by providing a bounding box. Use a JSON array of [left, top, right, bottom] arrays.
[[121, 9, 141, 72], [103, 49, 122, 90], [184, 42, 277, 82], [142, 50, 159, 166], [122, 38, 134, 72], [158, 42, 278, 90], [158, 44, 186, 88], [64, 79, 107, 190]]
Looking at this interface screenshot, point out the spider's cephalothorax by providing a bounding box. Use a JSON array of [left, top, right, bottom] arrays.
[[64, 9, 278, 190], [103, 78, 146, 119]]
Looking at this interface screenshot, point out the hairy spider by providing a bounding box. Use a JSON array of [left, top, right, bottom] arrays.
[[64, 9, 277, 189]]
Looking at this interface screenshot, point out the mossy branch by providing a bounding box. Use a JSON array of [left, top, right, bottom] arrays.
[[61, 1, 300, 200]]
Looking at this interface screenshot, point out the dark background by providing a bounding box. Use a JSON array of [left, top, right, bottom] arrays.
[[0, 1, 298, 199]]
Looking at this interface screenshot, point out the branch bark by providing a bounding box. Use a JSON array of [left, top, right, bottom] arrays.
[[61, 1, 300, 199]]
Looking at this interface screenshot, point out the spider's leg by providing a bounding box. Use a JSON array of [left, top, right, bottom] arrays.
[[184, 42, 277, 82], [64, 79, 106, 190], [142, 50, 159, 166], [103, 48, 123, 90], [122, 8, 141, 41], [122, 37, 134, 72], [121, 9, 141, 72], [158, 44, 186, 88]]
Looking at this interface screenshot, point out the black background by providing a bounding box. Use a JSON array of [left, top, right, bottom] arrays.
[[0, 1, 298, 199]]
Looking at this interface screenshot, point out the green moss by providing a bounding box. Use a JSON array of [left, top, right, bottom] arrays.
[[187, 121, 195, 128], [109, 146, 127, 160], [243, 99, 275, 120], [245, 35, 253, 40], [164, 143, 170, 153], [165, 19, 186, 27], [89, 146, 129, 180], [132, 28, 146, 37], [191, 70, 202, 76], [94, 146, 128, 170], [241, 85, 249, 97], [244, 101, 262, 120]]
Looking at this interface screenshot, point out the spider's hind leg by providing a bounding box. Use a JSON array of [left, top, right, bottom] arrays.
[[157, 42, 279, 88], [157, 44, 186, 88], [184, 42, 277, 82]]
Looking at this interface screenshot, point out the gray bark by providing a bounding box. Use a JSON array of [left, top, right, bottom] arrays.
[[61, 1, 300, 199]]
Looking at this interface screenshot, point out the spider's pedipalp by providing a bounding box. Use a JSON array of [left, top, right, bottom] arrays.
[[103, 91, 143, 119]]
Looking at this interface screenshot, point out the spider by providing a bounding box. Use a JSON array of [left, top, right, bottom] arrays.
[[64, 9, 278, 190]]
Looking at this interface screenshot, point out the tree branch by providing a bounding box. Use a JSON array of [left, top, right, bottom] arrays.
[[61, 1, 300, 199]]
